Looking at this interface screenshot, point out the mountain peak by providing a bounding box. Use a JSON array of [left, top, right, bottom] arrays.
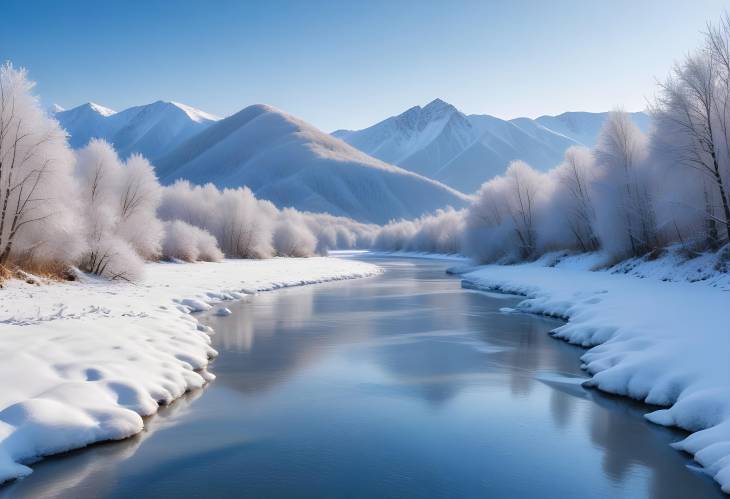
[[424, 98, 449, 107], [423, 98, 454, 113], [85, 102, 116, 117]]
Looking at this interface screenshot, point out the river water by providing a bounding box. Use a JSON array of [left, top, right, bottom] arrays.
[[0, 256, 723, 498]]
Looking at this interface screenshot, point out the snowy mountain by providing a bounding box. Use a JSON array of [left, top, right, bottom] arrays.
[[333, 99, 479, 179], [54, 100, 219, 159], [156, 104, 470, 224], [52, 102, 117, 149], [334, 100, 650, 193], [533, 111, 651, 148]]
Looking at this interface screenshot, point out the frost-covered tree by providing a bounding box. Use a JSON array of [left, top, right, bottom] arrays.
[[462, 175, 512, 263], [542, 146, 599, 252], [0, 63, 84, 270], [650, 21, 730, 246], [463, 161, 546, 263], [75, 140, 163, 280], [593, 111, 657, 258], [116, 154, 163, 260], [502, 161, 543, 259]]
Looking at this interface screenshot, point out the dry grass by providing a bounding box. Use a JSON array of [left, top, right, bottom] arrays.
[[0, 257, 76, 286]]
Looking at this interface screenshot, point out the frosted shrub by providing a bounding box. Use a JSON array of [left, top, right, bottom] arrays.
[[75, 140, 164, 279], [463, 161, 547, 263], [116, 154, 164, 260], [84, 235, 145, 282], [159, 181, 375, 258], [540, 147, 599, 252], [161, 220, 223, 262], [273, 209, 317, 257], [398, 208, 465, 254], [218, 188, 275, 258], [373, 219, 418, 251]]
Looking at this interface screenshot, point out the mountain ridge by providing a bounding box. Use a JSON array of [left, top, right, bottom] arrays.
[[155, 103, 470, 224], [53, 100, 218, 159], [334, 99, 650, 192]]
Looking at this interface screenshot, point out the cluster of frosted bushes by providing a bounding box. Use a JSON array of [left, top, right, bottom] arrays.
[[373, 208, 465, 254], [0, 62, 376, 281], [158, 181, 376, 260], [375, 16, 730, 264]]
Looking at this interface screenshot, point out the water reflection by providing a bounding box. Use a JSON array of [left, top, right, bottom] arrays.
[[0, 257, 723, 498]]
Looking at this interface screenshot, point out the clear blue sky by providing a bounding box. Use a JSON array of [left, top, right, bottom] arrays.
[[1, 0, 727, 131]]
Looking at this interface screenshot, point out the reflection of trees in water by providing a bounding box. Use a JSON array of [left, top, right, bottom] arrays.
[[0, 388, 205, 499], [586, 391, 724, 499], [549, 388, 574, 429], [545, 376, 723, 499]]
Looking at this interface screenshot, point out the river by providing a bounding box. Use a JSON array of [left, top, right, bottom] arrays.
[[0, 256, 723, 498]]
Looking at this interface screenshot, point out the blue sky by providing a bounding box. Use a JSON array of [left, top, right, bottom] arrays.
[[1, 0, 727, 131]]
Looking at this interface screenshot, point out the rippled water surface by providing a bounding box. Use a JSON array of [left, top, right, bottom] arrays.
[[1, 257, 723, 498]]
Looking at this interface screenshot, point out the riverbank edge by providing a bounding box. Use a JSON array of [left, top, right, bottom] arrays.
[[0, 257, 382, 485], [459, 253, 730, 494]]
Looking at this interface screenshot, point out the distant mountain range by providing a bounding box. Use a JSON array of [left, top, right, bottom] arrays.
[[333, 99, 650, 192], [52, 98, 650, 222], [54, 100, 219, 160], [53, 101, 468, 224]]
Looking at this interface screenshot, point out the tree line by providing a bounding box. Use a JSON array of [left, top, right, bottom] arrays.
[[0, 64, 376, 281], [374, 15, 730, 264]]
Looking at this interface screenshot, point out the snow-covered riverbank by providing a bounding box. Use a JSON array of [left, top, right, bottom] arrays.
[[0, 257, 380, 484], [461, 252, 730, 493]]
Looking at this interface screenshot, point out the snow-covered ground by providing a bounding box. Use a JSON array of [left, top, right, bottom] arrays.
[[0, 257, 380, 484], [460, 251, 730, 493]]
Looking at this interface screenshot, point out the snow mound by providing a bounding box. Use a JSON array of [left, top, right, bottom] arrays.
[[214, 307, 232, 317]]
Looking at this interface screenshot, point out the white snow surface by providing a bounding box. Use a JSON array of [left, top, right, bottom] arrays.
[[0, 257, 379, 484], [460, 251, 730, 493]]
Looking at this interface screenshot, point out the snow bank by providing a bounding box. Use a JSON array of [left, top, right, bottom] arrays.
[[0, 257, 379, 483], [461, 252, 730, 493]]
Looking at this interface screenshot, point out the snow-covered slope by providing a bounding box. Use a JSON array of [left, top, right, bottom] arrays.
[[156, 104, 470, 224], [334, 100, 650, 193], [54, 101, 219, 159], [333, 99, 479, 179], [533, 111, 651, 148], [52, 102, 117, 149]]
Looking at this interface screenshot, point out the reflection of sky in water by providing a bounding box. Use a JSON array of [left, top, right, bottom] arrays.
[[2, 257, 723, 499]]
